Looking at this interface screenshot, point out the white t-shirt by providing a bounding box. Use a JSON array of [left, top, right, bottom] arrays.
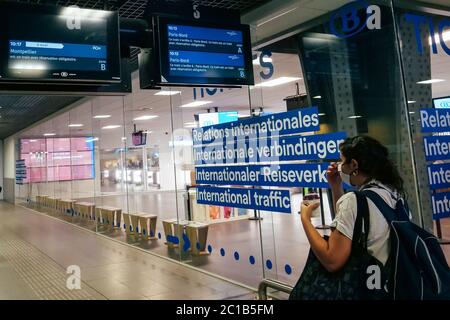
[[330, 180, 401, 265]]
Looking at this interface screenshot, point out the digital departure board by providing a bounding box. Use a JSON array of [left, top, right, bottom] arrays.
[[434, 96, 450, 109], [0, 3, 121, 83], [156, 17, 254, 86], [20, 137, 95, 183]]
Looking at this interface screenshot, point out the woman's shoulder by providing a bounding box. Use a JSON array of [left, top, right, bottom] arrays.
[[336, 191, 357, 209], [363, 180, 401, 206]]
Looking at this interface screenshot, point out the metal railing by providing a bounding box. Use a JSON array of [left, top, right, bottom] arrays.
[[258, 279, 293, 300]]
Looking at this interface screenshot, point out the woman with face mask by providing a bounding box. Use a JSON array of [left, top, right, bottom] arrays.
[[299, 136, 405, 273]]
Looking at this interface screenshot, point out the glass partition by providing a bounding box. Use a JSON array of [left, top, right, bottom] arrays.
[[394, 1, 450, 239], [13, 0, 442, 296]]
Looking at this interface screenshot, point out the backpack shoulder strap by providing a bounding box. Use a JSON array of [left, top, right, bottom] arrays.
[[361, 189, 397, 223], [353, 191, 370, 251]]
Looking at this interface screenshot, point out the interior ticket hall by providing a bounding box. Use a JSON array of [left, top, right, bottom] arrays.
[[0, 0, 449, 301]]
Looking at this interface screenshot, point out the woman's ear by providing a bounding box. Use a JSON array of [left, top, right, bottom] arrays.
[[350, 159, 359, 171]]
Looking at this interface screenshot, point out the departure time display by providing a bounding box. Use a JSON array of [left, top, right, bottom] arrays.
[[157, 17, 254, 86], [9, 40, 108, 78], [0, 3, 120, 83], [167, 25, 245, 79]]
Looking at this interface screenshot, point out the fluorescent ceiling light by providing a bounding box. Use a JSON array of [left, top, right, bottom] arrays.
[[94, 115, 111, 119], [254, 77, 301, 88], [68, 124, 83, 127], [133, 115, 159, 121], [154, 91, 181, 96], [429, 30, 450, 45], [181, 101, 213, 108], [318, 113, 326, 116], [102, 125, 121, 130], [417, 79, 446, 84], [61, 7, 108, 19], [409, 111, 416, 114], [184, 122, 197, 128], [169, 140, 194, 147], [86, 137, 99, 143], [44, 133, 55, 136], [313, 96, 322, 99], [408, 101, 416, 104], [348, 115, 362, 119], [257, 7, 297, 27]]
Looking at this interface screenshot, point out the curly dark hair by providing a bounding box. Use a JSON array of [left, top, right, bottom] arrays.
[[339, 136, 404, 195]]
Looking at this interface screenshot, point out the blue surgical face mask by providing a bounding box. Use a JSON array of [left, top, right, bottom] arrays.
[[338, 162, 353, 186]]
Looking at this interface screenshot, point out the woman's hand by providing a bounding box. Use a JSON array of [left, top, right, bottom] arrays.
[[300, 201, 320, 222], [326, 162, 342, 189]]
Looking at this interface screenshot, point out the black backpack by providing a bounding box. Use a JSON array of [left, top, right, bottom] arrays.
[[362, 190, 450, 300]]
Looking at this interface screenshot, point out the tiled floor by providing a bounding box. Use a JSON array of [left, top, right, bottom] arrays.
[[54, 191, 327, 288], [20, 191, 450, 290], [0, 201, 255, 300], [4, 198, 449, 301]]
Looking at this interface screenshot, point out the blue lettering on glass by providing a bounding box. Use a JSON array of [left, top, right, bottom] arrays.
[[404, 14, 450, 56], [423, 136, 450, 161], [205, 88, 217, 96], [431, 192, 450, 220], [193, 87, 229, 100], [192, 107, 320, 146], [329, 1, 382, 38], [195, 163, 331, 188], [420, 108, 450, 132], [404, 14, 429, 55], [193, 132, 346, 165], [427, 163, 450, 190], [197, 186, 292, 214], [439, 19, 450, 56], [260, 50, 274, 80]]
